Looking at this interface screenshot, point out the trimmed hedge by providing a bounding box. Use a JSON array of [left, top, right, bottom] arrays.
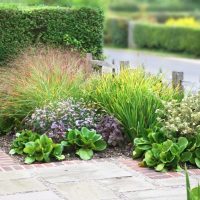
[[0, 7, 104, 64], [104, 18, 128, 48], [134, 23, 200, 56]]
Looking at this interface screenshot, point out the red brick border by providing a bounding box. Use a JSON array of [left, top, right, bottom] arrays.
[[119, 157, 199, 179], [1, 149, 200, 179]]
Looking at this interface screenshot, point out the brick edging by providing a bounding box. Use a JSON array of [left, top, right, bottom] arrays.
[[1, 149, 200, 179]]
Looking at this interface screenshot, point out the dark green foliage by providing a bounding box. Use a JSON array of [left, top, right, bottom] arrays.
[[185, 167, 200, 200], [9, 130, 40, 155], [133, 127, 200, 171], [104, 18, 128, 48], [0, 7, 104, 64], [9, 130, 65, 164], [23, 134, 65, 164], [134, 23, 200, 56], [63, 127, 107, 160]]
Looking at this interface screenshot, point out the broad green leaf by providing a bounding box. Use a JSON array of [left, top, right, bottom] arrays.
[[178, 137, 188, 153], [160, 151, 175, 163], [35, 154, 43, 161], [9, 149, 16, 155], [94, 140, 107, 151], [181, 152, 192, 162], [155, 163, 165, 172], [195, 158, 200, 168], [144, 151, 157, 167], [191, 186, 200, 200], [55, 155, 65, 160], [76, 148, 93, 160], [195, 148, 200, 159], [53, 144, 63, 156], [133, 147, 144, 159], [24, 156, 35, 164], [81, 127, 90, 138], [170, 143, 180, 156], [162, 140, 173, 153], [23, 142, 36, 155], [92, 134, 102, 142]]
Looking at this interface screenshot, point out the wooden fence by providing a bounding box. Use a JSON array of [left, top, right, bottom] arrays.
[[86, 53, 184, 91]]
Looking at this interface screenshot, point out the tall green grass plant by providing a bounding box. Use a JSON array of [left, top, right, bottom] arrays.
[[85, 69, 180, 141]]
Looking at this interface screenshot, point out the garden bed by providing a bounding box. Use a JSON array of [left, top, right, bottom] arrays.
[[0, 133, 132, 165]]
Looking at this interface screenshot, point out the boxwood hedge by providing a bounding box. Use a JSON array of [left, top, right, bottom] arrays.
[[0, 7, 104, 65], [134, 23, 200, 56]]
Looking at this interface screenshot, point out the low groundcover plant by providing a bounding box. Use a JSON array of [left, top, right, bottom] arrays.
[[133, 93, 200, 171], [63, 127, 107, 160]]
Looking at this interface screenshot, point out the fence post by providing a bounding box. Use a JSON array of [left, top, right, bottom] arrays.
[[172, 71, 184, 91], [120, 61, 130, 72], [112, 59, 116, 77], [85, 53, 93, 76], [128, 21, 136, 48]]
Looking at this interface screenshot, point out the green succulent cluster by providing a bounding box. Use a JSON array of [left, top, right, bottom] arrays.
[[9, 130, 40, 155], [23, 134, 65, 164], [10, 127, 107, 163], [9, 130, 65, 164], [133, 128, 200, 171], [63, 127, 107, 160]]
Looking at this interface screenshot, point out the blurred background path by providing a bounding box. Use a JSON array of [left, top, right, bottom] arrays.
[[104, 48, 200, 92]]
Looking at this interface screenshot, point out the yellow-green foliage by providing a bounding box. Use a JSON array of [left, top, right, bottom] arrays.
[[166, 17, 200, 28], [85, 68, 179, 141]]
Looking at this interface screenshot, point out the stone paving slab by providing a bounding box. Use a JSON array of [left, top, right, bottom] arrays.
[[98, 176, 155, 193], [0, 191, 63, 200], [0, 178, 47, 195], [54, 181, 119, 200], [0, 149, 199, 200], [123, 187, 186, 200], [36, 161, 132, 183]]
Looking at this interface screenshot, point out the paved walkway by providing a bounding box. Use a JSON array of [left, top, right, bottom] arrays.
[[0, 147, 200, 200], [104, 48, 200, 92]]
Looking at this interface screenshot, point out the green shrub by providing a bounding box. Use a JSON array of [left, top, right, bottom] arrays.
[[63, 127, 107, 160], [9, 130, 65, 164], [133, 93, 200, 171], [104, 18, 128, 48], [0, 47, 86, 132], [0, 7, 103, 64], [9, 130, 40, 155], [134, 23, 200, 56], [85, 69, 179, 141]]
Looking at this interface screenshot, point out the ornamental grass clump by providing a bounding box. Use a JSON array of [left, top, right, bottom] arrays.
[[0, 47, 86, 132], [25, 98, 102, 141], [85, 68, 179, 141]]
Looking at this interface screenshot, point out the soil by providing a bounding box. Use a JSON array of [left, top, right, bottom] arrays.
[[0, 133, 132, 165]]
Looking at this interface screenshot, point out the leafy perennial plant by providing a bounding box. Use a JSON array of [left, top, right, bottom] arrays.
[[133, 93, 200, 171]]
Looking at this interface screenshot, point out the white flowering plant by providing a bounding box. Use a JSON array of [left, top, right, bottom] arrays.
[[133, 93, 200, 171], [156, 94, 200, 138]]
